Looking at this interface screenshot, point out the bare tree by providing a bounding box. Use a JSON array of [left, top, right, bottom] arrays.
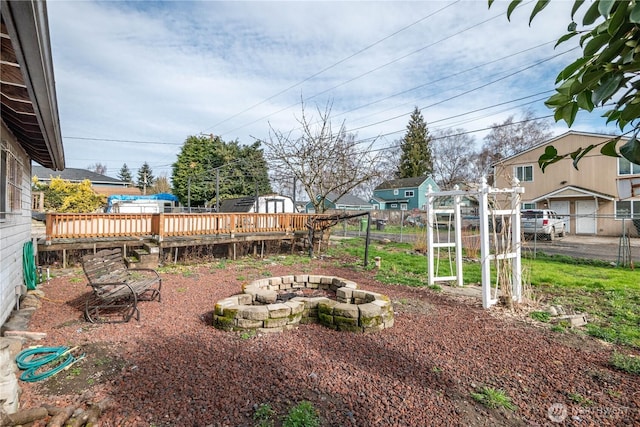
[[432, 128, 477, 189], [149, 174, 172, 194], [87, 162, 108, 175], [262, 102, 384, 213]]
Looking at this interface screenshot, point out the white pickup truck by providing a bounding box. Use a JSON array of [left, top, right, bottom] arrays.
[[521, 209, 566, 240]]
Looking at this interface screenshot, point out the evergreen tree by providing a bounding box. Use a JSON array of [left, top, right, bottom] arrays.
[[171, 135, 272, 206], [117, 163, 133, 185], [136, 162, 155, 194], [397, 107, 433, 178]]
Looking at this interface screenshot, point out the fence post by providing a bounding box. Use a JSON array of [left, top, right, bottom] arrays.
[[478, 177, 492, 309]]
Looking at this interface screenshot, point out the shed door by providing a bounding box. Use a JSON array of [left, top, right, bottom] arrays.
[[550, 201, 570, 234], [576, 200, 597, 234]]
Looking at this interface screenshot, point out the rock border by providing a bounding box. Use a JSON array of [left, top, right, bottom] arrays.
[[213, 275, 394, 333]]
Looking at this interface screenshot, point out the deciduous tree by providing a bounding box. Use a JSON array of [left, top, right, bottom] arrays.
[[431, 128, 477, 189], [262, 102, 384, 214]]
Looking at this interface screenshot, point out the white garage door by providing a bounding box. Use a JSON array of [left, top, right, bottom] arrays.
[[576, 200, 597, 234], [550, 200, 570, 234]]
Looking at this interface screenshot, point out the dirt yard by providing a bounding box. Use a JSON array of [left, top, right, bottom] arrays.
[[16, 257, 640, 426]]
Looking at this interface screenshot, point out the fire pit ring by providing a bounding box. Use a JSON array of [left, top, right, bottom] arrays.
[[213, 275, 394, 333]]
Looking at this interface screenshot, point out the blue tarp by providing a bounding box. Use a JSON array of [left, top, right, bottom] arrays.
[[106, 193, 179, 212]]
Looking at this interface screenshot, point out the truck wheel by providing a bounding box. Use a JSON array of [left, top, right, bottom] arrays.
[[548, 228, 555, 241], [558, 227, 565, 238]]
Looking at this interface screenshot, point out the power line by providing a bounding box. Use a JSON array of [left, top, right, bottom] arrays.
[[199, 1, 461, 135]]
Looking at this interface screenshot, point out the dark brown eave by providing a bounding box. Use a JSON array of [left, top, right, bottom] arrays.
[[1, 0, 64, 169]]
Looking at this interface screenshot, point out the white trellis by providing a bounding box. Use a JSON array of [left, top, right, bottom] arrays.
[[426, 178, 524, 309]]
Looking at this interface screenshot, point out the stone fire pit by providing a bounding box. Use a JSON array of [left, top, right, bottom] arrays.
[[213, 275, 394, 333]]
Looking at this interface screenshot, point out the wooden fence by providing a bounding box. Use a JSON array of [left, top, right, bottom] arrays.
[[45, 212, 318, 243]]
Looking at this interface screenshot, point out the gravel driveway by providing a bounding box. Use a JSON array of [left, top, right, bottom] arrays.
[[18, 258, 640, 426]]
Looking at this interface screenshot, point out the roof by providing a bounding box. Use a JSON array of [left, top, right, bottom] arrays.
[[494, 130, 625, 165], [530, 185, 615, 203], [374, 176, 431, 191], [219, 197, 256, 213], [1, 0, 64, 169], [33, 166, 127, 185], [325, 192, 370, 206]]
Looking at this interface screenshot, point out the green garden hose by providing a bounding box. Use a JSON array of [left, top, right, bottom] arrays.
[[16, 346, 84, 382], [22, 241, 37, 290]]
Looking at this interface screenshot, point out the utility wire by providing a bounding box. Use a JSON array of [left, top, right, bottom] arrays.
[[199, 1, 461, 134]]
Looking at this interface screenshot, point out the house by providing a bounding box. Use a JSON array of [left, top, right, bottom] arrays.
[[370, 176, 439, 211], [1, 0, 64, 327], [219, 194, 297, 213], [304, 192, 371, 213], [493, 131, 640, 236], [1, 2, 64, 412], [33, 166, 139, 197]]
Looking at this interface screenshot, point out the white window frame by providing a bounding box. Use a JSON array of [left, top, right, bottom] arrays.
[[400, 203, 408, 211], [514, 165, 533, 182], [618, 157, 640, 175], [615, 200, 640, 219], [522, 202, 536, 210], [0, 143, 23, 221], [405, 190, 414, 197], [390, 203, 398, 208], [393, 189, 399, 195]]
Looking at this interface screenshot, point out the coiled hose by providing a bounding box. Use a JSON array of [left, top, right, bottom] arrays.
[[16, 346, 84, 382], [23, 241, 37, 291]]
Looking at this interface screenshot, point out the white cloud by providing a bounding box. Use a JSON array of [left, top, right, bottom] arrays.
[[47, 0, 618, 178]]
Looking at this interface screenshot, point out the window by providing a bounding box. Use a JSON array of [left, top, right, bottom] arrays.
[[393, 189, 399, 195], [0, 144, 23, 221], [618, 157, 640, 175], [400, 203, 408, 210], [390, 203, 398, 208], [522, 202, 536, 210], [514, 165, 533, 182], [405, 190, 414, 197], [615, 200, 640, 218]]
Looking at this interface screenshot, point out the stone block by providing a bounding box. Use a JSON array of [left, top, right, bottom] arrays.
[[267, 303, 292, 318], [318, 300, 338, 315], [287, 313, 303, 325], [284, 300, 305, 315], [318, 313, 335, 327], [553, 314, 588, 328], [359, 302, 383, 318], [241, 306, 269, 320], [222, 306, 241, 319], [352, 290, 367, 300], [255, 290, 278, 304], [334, 315, 358, 327], [279, 282, 292, 290], [237, 294, 253, 305], [303, 297, 331, 309], [334, 302, 359, 318], [269, 277, 283, 286], [267, 285, 279, 291], [263, 317, 288, 328], [295, 274, 309, 284], [253, 278, 270, 288], [214, 314, 236, 331], [281, 275, 295, 284], [308, 275, 323, 284], [237, 318, 264, 329], [307, 282, 319, 289], [336, 287, 353, 300], [320, 276, 334, 285], [300, 317, 318, 325], [372, 298, 392, 311]]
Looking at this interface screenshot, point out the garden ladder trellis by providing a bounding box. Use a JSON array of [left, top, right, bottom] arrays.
[[426, 178, 524, 309]]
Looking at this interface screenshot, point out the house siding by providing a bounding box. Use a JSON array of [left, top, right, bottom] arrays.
[[373, 177, 438, 211], [494, 132, 638, 236], [0, 128, 31, 325]]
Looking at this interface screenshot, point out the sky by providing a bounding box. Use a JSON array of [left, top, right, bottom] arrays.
[[45, 0, 619, 180]]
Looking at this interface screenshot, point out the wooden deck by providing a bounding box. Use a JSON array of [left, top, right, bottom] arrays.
[[37, 212, 320, 254]]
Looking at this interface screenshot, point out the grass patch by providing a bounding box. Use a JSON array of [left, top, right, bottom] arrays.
[[529, 311, 551, 323], [253, 403, 275, 427], [282, 401, 320, 427], [327, 237, 640, 349], [610, 352, 640, 375], [470, 386, 516, 411]]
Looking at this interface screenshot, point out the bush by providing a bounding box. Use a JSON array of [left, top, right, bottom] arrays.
[[282, 401, 320, 427]]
